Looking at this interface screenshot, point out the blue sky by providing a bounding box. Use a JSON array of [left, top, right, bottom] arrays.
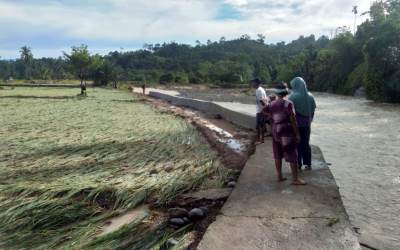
[[0, 0, 370, 59]]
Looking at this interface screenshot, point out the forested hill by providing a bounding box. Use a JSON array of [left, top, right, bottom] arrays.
[[1, 1, 399, 103]]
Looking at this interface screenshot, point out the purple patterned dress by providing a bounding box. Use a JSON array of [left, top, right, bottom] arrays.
[[264, 99, 298, 164]]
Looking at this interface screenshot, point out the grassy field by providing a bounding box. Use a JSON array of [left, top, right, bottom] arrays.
[[0, 87, 228, 249]]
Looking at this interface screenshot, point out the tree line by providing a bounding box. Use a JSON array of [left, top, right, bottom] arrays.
[[0, 0, 399, 102]]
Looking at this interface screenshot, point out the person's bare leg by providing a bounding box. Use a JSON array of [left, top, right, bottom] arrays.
[[275, 159, 287, 182], [290, 162, 306, 185], [260, 127, 265, 143], [256, 128, 263, 144]]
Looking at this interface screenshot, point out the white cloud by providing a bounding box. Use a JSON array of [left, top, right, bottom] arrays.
[[0, 0, 372, 58]]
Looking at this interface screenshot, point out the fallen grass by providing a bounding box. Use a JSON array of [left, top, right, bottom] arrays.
[[0, 87, 229, 249]]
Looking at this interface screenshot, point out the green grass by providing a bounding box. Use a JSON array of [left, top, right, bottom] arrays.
[[0, 87, 228, 249]]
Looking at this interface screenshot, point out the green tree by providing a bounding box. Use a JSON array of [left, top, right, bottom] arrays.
[[19, 46, 33, 79], [159, 73, 174, 84], [370, 1, 386, 22], [64, 45, 91, 86], [362, 0, 400, 101], [38, 67, 52, 80]]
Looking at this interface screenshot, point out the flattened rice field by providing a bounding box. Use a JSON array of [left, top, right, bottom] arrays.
[[0, 87, 228, 249]]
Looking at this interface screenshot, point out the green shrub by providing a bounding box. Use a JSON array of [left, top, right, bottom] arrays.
[[159, 73, 174, 84], [343, 62, 367, 95]]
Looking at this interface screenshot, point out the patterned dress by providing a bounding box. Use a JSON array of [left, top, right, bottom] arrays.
[[264, 99, 298, 164]]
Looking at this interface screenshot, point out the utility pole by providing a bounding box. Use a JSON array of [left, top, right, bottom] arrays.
[[352, 6, 358, 35]]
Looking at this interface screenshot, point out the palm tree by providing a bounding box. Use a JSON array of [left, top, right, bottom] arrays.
[[19, 46, 33, 79], [352, 6, 358, 34]]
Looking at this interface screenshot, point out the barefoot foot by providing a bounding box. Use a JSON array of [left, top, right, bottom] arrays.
[[255, 140, 264, 145], [278, 177, 288, 182], [291, 179, 307, 185]]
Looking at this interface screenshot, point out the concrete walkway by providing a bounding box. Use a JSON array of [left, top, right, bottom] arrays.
[[198, 141, 360, 250]]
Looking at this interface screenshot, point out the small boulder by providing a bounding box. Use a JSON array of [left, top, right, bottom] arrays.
[[188, 208, 205, 220], [169, 218, 186, 226], [227, 181, 236, 188], [199, 206, 209, 215], [183, 217, 190, 223], [168, 208, 189, 218], [166, 238, 179, 247], [227, 177, 236, 183]]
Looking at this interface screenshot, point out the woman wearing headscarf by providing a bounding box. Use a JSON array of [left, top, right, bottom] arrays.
[[289, 77, 316, 171]]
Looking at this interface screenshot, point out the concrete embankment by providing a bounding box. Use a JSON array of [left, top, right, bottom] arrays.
[[148, 89, 256, 130], [143, 88, 361, 249]]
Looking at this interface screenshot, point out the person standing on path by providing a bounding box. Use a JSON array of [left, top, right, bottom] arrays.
[[289, 77, 316, 171], [263, 83, 306, 185], [251, 78, 269, 144], [141, 83, 146, 95]]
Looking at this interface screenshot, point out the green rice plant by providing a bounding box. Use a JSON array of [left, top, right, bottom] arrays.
[[0, 87, 229, 249]]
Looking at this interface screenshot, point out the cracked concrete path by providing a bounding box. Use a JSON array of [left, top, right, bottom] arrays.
[[198, 140, 361, 250]]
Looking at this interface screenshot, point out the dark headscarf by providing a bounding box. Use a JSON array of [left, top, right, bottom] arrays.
[[289, 77, 316, 117]]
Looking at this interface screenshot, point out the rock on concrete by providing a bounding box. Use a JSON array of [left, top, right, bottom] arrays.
[[198, 141, 361, 250]]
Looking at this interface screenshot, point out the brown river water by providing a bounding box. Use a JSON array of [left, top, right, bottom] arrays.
[[312, 93, 400, 250], [178, 90, 400, 250]]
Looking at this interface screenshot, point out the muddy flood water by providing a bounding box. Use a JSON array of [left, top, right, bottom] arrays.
[[178, 90, 400, 250], [312, 93, 400, 250]]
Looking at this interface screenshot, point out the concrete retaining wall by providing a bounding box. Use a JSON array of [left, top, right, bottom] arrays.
[[149, 90, 256, 130]]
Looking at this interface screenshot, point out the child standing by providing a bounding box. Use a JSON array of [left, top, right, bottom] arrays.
[[263, 83, 306, 185]]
